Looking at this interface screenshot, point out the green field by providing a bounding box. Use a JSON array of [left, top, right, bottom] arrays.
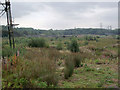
[[2, 35, 119, 88]]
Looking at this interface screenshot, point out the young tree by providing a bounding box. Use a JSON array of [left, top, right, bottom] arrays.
[[70, 38, 79, 52], [56, 42, 63, 50]]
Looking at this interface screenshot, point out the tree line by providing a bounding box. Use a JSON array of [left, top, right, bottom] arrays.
[[2, 25, 119, 37]]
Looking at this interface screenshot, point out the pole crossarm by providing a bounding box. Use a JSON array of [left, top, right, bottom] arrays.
[[0, 10, 5, 15], [0, 0, 17, 49], [0, 3, 5, 8], [0, 3, 5, 6], [0, 11, 5, 17], [0, 2, 6, 17]]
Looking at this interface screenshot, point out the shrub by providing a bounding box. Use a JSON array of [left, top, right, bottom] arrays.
[[85, 36, 97, 41], [28, 38, 49, 48], [73, 53, 81, 67], [2, 46, 26, 58], [19, 78, 29, 88], [81, 63, 83, 67], [19, 48, 58, 86], [2, 48, 59, 88], [84, 64, 87, 67], [52, 42, 54, 45], [96, 39, 99, 42], [45, 43, 49, 48], [57, 60, 62, 66], [84, 41, 88, 45], [84, 65, 94, 71], [66, 41, 70, 50], [2, 46, 17, 58], [64, 55, 74, 79], [47, 48, 62, 61], [87, 45, 97, 51], [37, 81, 47, 88], [56, 42, 63, 50], [2, 77, 29, 88], [50, 38, 54, 41], [31, 79, 48, 88], [69, 39, 79, 52]]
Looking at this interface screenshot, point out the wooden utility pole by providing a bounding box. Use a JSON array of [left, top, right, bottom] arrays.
[[0, 0, 17, 48], [5, 0, 15, 48]]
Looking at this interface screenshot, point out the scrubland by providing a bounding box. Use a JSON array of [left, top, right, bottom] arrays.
[[2, 35, 119, 88]]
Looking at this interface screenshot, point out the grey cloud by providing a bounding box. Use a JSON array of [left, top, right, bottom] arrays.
[[1, 2, 118, 29], [11, 2, 45, 18], [11, 2, 117, 18]]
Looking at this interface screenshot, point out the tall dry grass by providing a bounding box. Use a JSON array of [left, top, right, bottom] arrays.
[[2, 48, 61, 88], [19, 48, 60, 86], [64, 55, 74, 79]]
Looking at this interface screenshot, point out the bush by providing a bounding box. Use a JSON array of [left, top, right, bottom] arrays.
[[19, 48, 58, 86], [85, 36, 97, 41], [28, 38, 49, 48], [64, 55, 74, 79], [56, 42, 63, 50], [69, 39, 79, 52], [73, 53, 81, 67], [2, 77, 29, 88], [84, 41, 88, 45], [84, 65, 94, 71], [19, 78, 29, 87], [2, 46, 17, 58], [36, 81, 47, 88], [2, 46, 26, 58], [95, 59, 100, 64], [2, 48, 59, 88], [66, 41, 70, 50]]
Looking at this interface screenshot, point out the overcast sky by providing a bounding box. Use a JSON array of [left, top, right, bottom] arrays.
[[0, 1, 118, 30]]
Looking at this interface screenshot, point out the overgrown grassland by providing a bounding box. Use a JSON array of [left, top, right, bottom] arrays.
[[2, 35, 119, 88]]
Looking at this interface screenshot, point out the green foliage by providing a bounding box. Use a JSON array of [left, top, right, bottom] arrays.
[[2, 77, 29, 88], [2, 48, 59, 88], [20, 49, 58, 86], [45, 43, 50, 48], [32, 79, 56, 88], [2, 45, 26, 58], [50, 38, 54, 41], [84, 64, 87, 67], [56, 42, 63, 50], [52, 42, 55, 45], [115, 35, 120, 40], [19, 78, 29, 87], [2, 34, 118, 88], [64, 55, 74, 79], [37, 81, 47, 88], [57, 60, 62, 66], [2, 25, 118, 37], [73, 53, 81, 67], [28, 38, 49, 48], [85, 36, 98, 41], [97, 79, 105, 87], [2, 46, 17, 58], [81, 63, 83, 67], [84, 41, 89, 45], [96, 39, 99, 42], [69, 39, 79, 52], [84, 65, 94, 71], [66, 41, 70, 50], [95, 59, 99, 64]]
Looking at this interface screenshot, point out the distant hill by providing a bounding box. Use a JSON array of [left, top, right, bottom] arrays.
[[1, 25, 118, 37]]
